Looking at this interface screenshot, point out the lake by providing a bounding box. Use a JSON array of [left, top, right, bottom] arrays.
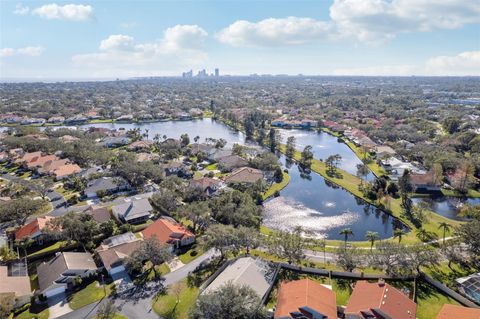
[[412, 196, 480, 221]]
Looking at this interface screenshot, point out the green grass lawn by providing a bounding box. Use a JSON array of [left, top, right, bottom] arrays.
[[193, 171, 203, 179], [263, 171, 291, 200], [416, 280, 460, 319], [441, 188, 480, 198], [27, 241, 68, 257], [69, 281, 112, 310], [178, 245, 204, 264], [205, 163, 217, 171], [152, 280, 199, 319]]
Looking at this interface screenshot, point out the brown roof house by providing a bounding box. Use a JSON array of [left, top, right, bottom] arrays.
[[127, 140, 154, 151], [409, 170, 442, 192], [189, 177, 223, 196], [36, 252, 97, 298], [274, 278, 337, 319], [0, 265, 32, 307], [344, 280, 416, 319], [217, 154, 248, 172], [435, 304, 480, 319], [225, 167, 263, 184], [84, 205, 111, 223], [96, 232, 143, 277]]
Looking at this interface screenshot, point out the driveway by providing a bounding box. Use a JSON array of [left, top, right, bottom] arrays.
[[47, 293, 73, 319], [56, 249, 218, 319]]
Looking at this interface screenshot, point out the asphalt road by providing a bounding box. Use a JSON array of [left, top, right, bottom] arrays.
[[57, 249, 217, 319]]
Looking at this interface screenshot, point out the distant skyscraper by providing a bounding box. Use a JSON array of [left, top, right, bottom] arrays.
[[182, 70, 192, 78], [215, 68, 219, 77], [197, 69, 207, 77]]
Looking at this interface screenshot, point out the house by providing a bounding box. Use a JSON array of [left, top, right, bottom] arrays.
[[83, 177, 131, 198], [189, 177, 222, 196], [161, 160, 187, 176], [344, 280, 416, 319], [0, 264, 32, 307], [225, 167, 263, 184], [15, 216, 56, 243], [37, 158, 70, 175], [96, 232, 143, 276], [202, 257, 274, 299], [59, 135, 80, 143], [435, 304, 480, 319], [26, 154, 59, 170], [14, 151, 42, 165], [136, 152, 160, 162], [274, 278, 337, 319], [379, 157, 424, 181], [409, 170, 442, 192], [0, 151, 8, 163], [112, 198, 153, 224], [190, 143, 215, 156], [100, 136, 131, 148], [456, 273, 480, 303], [208, 148, 233, 162], [127, 140, 154, 151], [217, 154, 249, 171], [375, 145, 396, 159], [64, 115, 88, 125], [37, 252, 97, 298], [52, 163, 82, 180], [142, 218, 195, 248], [47, 116, 65, 124], [84, 205, 111, 223]]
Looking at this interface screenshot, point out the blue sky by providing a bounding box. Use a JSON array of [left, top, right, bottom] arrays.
[[0, 0, 479, 79]]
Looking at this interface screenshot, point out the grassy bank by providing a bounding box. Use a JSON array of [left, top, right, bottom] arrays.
[[263, 171, 291, 200]]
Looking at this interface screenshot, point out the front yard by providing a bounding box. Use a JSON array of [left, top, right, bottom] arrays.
[[152, 280, 199, 319]]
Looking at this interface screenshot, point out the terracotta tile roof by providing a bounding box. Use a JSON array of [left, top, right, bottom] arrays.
[[409, 170, 441, 186], [15, 151, 42, 163], [189, 177, 221, 191], [15, 216, 55, 240], [53, 163, 82, 178], [224, 167, 263, 184], [142, 218, 195, 245], [27, 154, 59, 169], [274, 278, 337, 319], [345, 281, 416, 319], [38, 159, 69, 174], [435, 304, 480, 319]]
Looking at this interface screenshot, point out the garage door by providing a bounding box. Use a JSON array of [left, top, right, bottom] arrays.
[[44, 286, 66, 298]]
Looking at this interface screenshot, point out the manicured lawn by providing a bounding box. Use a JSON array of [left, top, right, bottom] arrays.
[[178, 245, 204, 264], [416, 280, 460, 319], [205, 163, 217, 171], [441, 188, 480, 198], [263, 171, 291, 200], [69, 281, 112, 310], [152, 280, 199, 319], [27, 241, 69, 257]]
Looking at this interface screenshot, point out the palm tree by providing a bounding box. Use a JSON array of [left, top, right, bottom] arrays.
[[318, 239, 327, 263], [339, 228, 354, 249], [365, 231, 380, 252], [416, 228, 429, 242], [438, 222, 452, 246], [393, 228, 405, 243]]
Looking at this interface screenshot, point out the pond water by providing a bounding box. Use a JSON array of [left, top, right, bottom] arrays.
[[277, 129, 375, 181], [3, 119, 402, 240], [412, 197, 480, 221]]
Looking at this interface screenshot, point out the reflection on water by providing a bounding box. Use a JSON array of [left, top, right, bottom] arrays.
[[412, 197, 480, 221], [263, 197, 359, 239]]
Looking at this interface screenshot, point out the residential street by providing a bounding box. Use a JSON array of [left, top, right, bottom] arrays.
[[57, 249, 217, 319]]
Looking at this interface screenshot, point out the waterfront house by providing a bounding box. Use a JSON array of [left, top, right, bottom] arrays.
[[37, 252, 97, 298], [225, 167, 263, 184], [100, 136, 131, 148], [409, 170, 442, 192], [274, 278, 337, 319], [127, 140, 154, 151], [112, 198, 153, 224], [217, 154, 248, 172], [142, 217, 195, 248], [344, 280, 416, 319]]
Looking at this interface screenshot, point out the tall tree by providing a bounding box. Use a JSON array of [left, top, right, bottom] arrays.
[[268, 128, 279, 153], [365, 231, 380, 252], [339, 228, 354, 249], [191, 282, 265, 319], [267, 226, 306, 264], [285, 136, 296, 159], [299, 145, 314, 169]]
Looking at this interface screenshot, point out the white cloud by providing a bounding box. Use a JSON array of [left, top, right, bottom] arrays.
[[330, 0, 480, 43], [13, 4, 30, 15], [217, 0, 480, 46], [32, 3, 93, 21], [72, 25, 208, 77], [425, 51, 480, 76], [216, 17, 332, 47], [0, 46, 45, 57], [333, 51, 480, 76]]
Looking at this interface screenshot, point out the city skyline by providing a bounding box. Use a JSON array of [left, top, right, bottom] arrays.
[[0, 0, 479, 80]]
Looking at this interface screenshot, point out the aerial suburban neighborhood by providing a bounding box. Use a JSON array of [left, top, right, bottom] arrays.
[[1, 0, 480, 318]]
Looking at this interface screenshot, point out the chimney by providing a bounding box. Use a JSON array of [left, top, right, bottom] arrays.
[[378, 278, 385, 287]]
